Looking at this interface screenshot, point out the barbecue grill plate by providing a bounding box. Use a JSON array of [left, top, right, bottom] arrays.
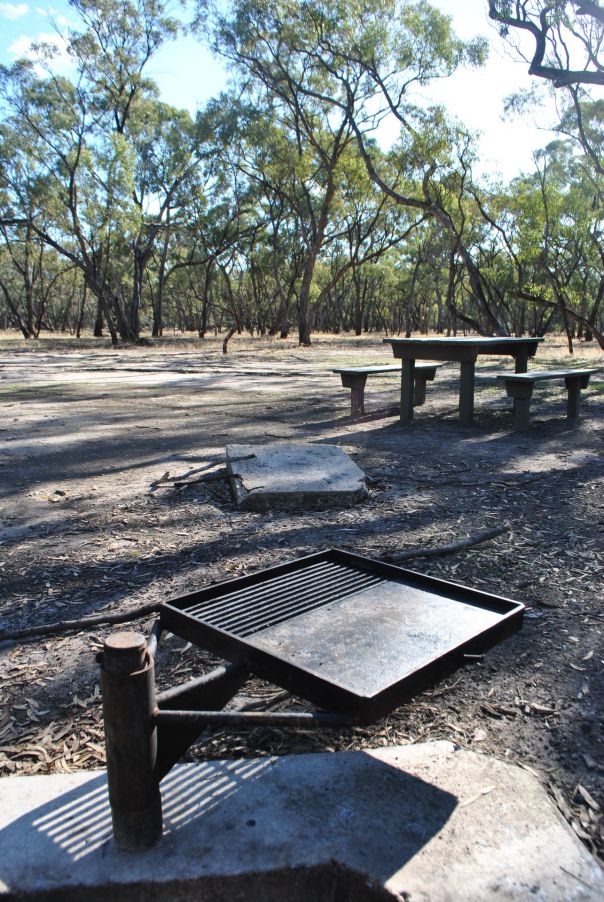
[[161, 549, 524, 723]]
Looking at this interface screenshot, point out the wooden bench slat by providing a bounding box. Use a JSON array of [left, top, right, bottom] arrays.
[[496, 368, 598, 383], [333, 365, 401, 375], [333, 363, 443, 375]]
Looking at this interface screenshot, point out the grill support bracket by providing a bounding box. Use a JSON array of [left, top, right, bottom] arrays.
[[99, 623, 352, 851]]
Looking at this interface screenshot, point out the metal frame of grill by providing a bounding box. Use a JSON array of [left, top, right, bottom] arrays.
[[159, 549, 524, 721], [98, 549, 524, 851]]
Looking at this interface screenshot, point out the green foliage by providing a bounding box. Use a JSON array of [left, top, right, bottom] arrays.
[[0, 0, 601, 345]]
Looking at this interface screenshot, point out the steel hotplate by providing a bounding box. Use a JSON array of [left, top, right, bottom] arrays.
[[160, 549, 524, 723]]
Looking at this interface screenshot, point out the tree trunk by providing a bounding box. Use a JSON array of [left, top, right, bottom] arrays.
[[222, 326, 236, 354], [130, 252, 143, 341], [200, 263, 214, 338], [94, 299, 104, 337], [76, 283, 87, 338], [298, 176, 336, 346], [152, 220, 171, 338]]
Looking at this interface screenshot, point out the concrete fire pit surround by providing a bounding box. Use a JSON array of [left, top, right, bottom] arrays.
[[225, 441, 369, 510], [0, 741, 602, 901]]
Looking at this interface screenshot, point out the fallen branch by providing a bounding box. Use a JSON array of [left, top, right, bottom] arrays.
[[149, 460, 223, 490], [0, 602, 161, 643], [380, 523, 509, 564], [173, 471, 228, 488]]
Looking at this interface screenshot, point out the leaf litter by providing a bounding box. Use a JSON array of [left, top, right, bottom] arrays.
[[0, 337, 602, 860]]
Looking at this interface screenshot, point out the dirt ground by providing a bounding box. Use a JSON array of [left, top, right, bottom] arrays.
[[0, 331, 602, 863]]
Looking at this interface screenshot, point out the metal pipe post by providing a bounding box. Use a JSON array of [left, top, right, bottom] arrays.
[[100, 630, 163, 851]]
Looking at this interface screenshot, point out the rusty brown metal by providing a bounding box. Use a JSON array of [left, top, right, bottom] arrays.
[[100, 630, 162, 851], [155, 709, 357, 729], [156, 663, 250, 779]]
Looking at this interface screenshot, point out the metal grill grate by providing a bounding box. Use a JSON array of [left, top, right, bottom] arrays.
[[182, 560, 382, 637], [161, 550, 525, 720]]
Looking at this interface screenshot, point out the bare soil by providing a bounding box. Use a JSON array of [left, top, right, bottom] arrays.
[[0, 332, 602, 861]]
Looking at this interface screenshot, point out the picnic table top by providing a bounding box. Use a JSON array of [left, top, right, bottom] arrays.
[[384, 336, 544, 348]]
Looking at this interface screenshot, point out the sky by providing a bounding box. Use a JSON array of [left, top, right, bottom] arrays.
[[0, 0, 560, 181]]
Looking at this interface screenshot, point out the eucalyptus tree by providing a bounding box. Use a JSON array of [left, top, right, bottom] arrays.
[[488, 1, 604, 88], [489, 2, 603, 190], [0, 0, 199, 343], [465, 137, 604, 348], [203, 0, 373, 344], [200, 0, 499, 336], [312, 148, 430, 333], [0, 223, 75, 338], [514, 141, 604, 347]]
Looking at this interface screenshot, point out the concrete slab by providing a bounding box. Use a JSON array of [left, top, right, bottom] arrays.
[[225, 442, 368, 510], [0, 742, 601, 901]]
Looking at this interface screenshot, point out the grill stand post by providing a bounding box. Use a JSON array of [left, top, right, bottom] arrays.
[[100, 631, 163, 851]]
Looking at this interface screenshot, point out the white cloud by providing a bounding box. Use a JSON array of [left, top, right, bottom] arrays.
[[34, 5, 63, 19], [0, 3, 29, 20], [8, 30, 73, 73]]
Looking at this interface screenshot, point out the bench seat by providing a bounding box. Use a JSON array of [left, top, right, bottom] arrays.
[[333, 362, 443, 418], [496, 369, 598, 430]]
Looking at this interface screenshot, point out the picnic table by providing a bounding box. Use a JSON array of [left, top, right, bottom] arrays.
[[384, 336, 544, 425]]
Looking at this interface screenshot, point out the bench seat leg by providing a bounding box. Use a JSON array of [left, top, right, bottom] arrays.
[[413, 366, 438, 406], [340, 373, 368, 418], [504, 381, 534, 431], [565, 377, 581, 420], [413, 374, 428, 406], [513, 397, 531, 431], [350, 386, 365, 418]]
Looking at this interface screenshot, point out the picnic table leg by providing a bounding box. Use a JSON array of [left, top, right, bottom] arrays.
[[565, 376, 581, 420], [513, 397, 531, 431], [400, 359, 415, 423], [459, 361, 475, 424]]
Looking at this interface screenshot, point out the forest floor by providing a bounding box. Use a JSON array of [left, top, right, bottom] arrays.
[[0, 331, 602, 863]]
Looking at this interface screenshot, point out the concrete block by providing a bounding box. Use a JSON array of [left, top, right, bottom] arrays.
[[225, 442, 368, 510], [0, 742, 601, 900]]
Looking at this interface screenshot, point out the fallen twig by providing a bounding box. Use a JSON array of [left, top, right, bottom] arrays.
[[149, 460, 223, 489], [380, 523, 509, 564], [0, 602, 161, 643], [174, 470, 229, 488]]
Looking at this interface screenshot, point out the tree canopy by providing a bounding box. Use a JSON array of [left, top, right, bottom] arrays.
[[0, 0, 602, 348]]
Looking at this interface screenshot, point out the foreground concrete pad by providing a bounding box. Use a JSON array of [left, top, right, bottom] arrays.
[[226, 442, 368, 510], [1, 742, 602, 901]]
